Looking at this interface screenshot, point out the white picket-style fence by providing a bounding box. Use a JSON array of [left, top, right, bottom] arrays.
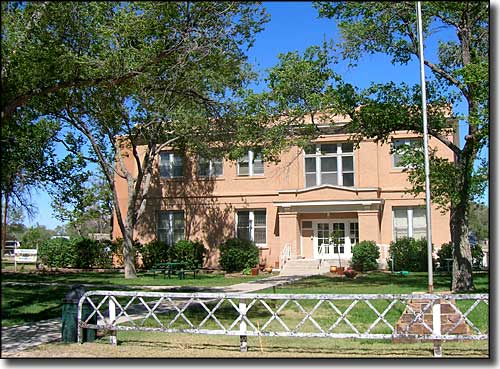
[[77, 291, 488, 357]]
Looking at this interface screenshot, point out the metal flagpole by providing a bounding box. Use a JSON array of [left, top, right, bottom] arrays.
[[416, 1, 434, 293]]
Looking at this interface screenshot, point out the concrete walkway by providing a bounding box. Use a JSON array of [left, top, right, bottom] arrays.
[[1, 274, 306, 356]]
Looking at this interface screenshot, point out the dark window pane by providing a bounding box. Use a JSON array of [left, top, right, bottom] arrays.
[[198, 160, 210, 177], [321, 173, 337, 185], [306, 173, 316, 187], [254, 211, 266, 226], [305, 158, 316, 172], [343, 173, 354, 186], [342, 156, 353, 172], [238, 162, 249, 175], [341, 143, 353, 153], [213, 159, 223, 176], [320, 144, 337, 154], [254, 228, 266, 244], [321, 157, 337, 172]]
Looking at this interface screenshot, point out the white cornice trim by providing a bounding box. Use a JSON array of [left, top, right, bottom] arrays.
[[278, 185, 380, 194]]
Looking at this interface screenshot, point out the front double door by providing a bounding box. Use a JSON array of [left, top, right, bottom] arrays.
[[313, 221, 357, 260]]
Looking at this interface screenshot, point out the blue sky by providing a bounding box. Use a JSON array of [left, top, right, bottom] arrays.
[[26, 1, 488, 229]]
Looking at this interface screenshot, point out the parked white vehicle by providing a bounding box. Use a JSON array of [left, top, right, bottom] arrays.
[[4, 240, 20, 256]]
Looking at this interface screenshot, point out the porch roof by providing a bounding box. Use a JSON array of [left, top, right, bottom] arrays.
[[274, 199, 384, 213]]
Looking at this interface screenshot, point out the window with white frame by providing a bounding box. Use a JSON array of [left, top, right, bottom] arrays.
[[392, 138, 421, 169], [159, 152, 184, 178], [158, 211, 185, 245], [393, 207, 427, 240], [198, 156, 223, 177], [237, 150, 264, 176], [349, 222, 359, 245], [304, 143, 354, 188], [236, 210, 266, 245]]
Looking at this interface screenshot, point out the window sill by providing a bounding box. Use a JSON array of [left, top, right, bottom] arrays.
[[159, 177, 185, 182], [256, 244, 268, 249], [235, 175, 266, 180], [196, 177, 225, 181]]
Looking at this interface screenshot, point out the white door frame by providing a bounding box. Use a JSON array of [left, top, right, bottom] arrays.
[[312, 219, 358, 260]]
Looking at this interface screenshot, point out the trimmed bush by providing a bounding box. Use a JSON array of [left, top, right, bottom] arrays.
[[388, 237, 434, 272], [38, 238, 75, 268], [73, 238, 113, 269], [170, 240, 206, 269], [219, 238, 259, 273], [350, 240, 380, 272], [39, 237, 114, 268], [139, 240, 171, 270], [438, 241, 484, 270]]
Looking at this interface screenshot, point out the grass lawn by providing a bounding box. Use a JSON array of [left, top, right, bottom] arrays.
[[2, 270, 489, 358], [1, 268, 269, 327], [4, 333, 489, 358], [261, 270, 490, 294]]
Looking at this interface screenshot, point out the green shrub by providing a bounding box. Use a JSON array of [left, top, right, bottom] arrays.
[[388, 237, 434, 272], [437, 242, 452, 271], [39, 237, 114, 269], [38, 238, 76, 268], [170, 240, 206, 269], [73, 238, 114, 269], [219, 238, 259, 273], [438, 241, 484, 270], [350, 240, 380, 272], [139, 240, 171, 270]]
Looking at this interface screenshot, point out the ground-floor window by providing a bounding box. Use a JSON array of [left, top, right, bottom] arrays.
[[393, 207, 426, 240], [236, 210, 266, 246], [158, 211, 185, 245]]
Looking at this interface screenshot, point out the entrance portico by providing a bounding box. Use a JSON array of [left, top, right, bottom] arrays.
[[275, 194, 383, 265]]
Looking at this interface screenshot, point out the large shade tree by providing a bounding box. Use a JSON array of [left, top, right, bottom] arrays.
[[314, 1, 488, 291], [2, 2, 270, 278]]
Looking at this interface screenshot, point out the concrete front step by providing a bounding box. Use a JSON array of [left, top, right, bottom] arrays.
[[280, 258, 327, 276]]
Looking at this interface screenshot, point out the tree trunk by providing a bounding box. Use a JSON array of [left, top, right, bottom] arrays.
[[450, 202, 474, 291], [122, 229, 137, 279], [1, 192, 9, 258], [450, 153, 475, 292]]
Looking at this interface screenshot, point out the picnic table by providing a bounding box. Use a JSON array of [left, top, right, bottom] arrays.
[[148, 262, 198, 280]]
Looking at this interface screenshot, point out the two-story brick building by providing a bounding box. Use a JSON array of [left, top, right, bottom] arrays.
[[113, 116, 455, 272]]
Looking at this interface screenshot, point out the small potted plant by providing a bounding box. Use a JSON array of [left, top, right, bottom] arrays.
[[344, 267, 358, 279]]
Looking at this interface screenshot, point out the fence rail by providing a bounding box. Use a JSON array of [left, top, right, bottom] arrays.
[[78, 291, 488, 357]]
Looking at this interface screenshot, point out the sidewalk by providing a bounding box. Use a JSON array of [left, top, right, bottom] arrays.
[[1, 274, 306, 356]]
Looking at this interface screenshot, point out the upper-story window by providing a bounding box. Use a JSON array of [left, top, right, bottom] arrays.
[[198, 156, 223, 178], [393, 207, 426, 240], [159, 152, 184, 178], [392, 138, 421, 169], [304, 143, 354, 188], [237, 150, 264, 176]]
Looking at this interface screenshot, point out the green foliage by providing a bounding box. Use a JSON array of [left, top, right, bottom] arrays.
[[219, 238, 259, 273], [21, 225, 55, 249], [39, 237, 113, 268], [38, 238, 75, 268], [170, 240, 206, 269], [350, 241, 380, 272], [468, 202, 489, 241], [388, 237, 434, 272], [73, 238, 113, 269], [437, 241, 484, 270], [138, 240, 171, 270]]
